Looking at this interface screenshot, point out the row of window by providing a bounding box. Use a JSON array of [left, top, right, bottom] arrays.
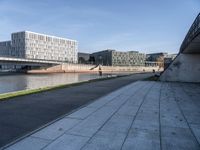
[[26, 39, 76, 46], [26, 33, 76, 45], [0, 42, 11, 46], [27, 43, 75, 49]]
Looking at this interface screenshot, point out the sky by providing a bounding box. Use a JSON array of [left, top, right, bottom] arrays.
[[0, 0, 199, 54]]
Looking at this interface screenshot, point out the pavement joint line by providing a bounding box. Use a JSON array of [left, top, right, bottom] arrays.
[[119, 81, 156, 150], [64, 117, 84, 120], [158, 82, 164, 150], [29, 136, 52, 142], [39, 81, 144, 150], [64, 133, 91, 138], [80, 81, 151, 150], [39, 96, 129, 149], [170, 83, 200, 148], [180, 82, 200, 105], [0, 80, 141, 150]]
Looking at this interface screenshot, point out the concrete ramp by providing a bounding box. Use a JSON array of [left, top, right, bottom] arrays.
[[160, 53, 200, 82], [160, 13, 200, 83]]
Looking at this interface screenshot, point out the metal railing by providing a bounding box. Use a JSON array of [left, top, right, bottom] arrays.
[[180, 13, 200, 53]]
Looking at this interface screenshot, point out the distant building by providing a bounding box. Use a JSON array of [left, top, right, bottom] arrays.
[[146, 52, 177, 68], [90, 49, 145, 66], [78, 52, 90, 64], [0, 31, 78, 63], [0, 41, 12, 56], [164, 54, 177, 69], [146, 52, 168, 62]]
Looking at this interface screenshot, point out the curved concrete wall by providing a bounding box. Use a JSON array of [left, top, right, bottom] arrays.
[[160, 54, 200, 82]]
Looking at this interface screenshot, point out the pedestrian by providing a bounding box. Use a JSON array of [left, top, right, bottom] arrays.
[[99, 66, 102, 77]]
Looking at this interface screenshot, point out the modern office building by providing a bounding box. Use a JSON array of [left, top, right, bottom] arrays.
[[146, 52, 177, 68], [90, 49, 145, 66], [0, 31, 78, 63], [0, 41, 12, 56], [146, 52, 168, 62], [78, 52, 90, 64], [164, 54, 177, 69]]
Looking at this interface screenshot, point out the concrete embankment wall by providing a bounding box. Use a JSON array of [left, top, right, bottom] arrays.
[[28, 63, 162, 74], [160, 54, 200, 83]]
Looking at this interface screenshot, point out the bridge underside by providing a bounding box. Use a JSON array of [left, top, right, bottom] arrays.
[[0, 57, 62, 71], [182, 32, 200, 54]]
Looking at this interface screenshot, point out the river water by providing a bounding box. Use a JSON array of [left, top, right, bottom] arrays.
[[0, 73, 113, 94]]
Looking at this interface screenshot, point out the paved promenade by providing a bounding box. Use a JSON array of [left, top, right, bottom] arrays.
[[0, 73, 153, 148], [4, 81, 200, 150]]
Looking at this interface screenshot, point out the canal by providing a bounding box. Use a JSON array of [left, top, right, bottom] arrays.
[[0, 73, 113, 94]]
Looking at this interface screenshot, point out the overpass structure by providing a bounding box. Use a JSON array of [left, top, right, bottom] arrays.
[[0, 57, 62, 65], [0, 56, 62, 70], [160, 13, 200, 82]]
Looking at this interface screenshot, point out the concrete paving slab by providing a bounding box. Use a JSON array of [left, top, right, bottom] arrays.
[[31, 118, 80, 140], [67, 107, 97, 120], [84, 82, 134, 109], [122, 127, 160, 150], [132, 117, 159, 131], [171, 83, 199, 113], [5, 136, 51, 150], [67, 106, 117, 137], [122, 138, 160, 150], [66, 82, 147, 138], [191, 124, 200, 144], [82, 131, 126, 150], [124, 82, 154, 107], [128, 127, 160, 140], [86, 96, 116, 109], [43, 134, 89, 150], [136, 109, 159, 122], [160, 83, 200, 149], [161, 126, 199, 150], [105, 95, 130, 108], [184, 111, 200, 125], [160, 101, 181, 114], [116, 105, 138, 116], [3, 81, 200, 150], [101, 114, 133, 134], [160, 113, 188, 128]]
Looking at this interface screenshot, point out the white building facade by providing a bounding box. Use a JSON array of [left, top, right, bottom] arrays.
[[0, 31, 78, 63]]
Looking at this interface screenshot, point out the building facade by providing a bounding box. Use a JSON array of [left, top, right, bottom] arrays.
[[0, 41, 12, 57], [146, 52, 177, 68], [90, 49, 145, 66], [146, 52, 168, 62], [164, 54, 177, 69], [0, 31, 78, 63], [78, 52, 90, 64]]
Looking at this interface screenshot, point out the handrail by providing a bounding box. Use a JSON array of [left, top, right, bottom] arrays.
[[180, 13, 200, 53]]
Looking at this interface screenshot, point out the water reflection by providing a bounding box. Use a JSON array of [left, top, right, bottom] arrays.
[[0, 73, 107, 94]]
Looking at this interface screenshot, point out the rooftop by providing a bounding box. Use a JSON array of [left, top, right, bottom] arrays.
[[92, 49, 140, 54], [11, 31, 77, 42]]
